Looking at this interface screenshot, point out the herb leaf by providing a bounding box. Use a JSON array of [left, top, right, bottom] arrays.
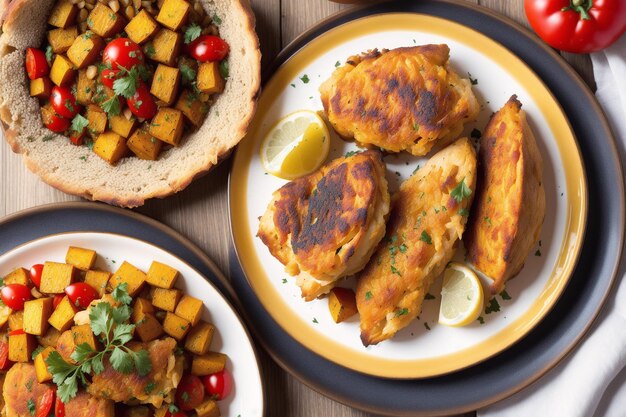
[[184, 23, 202, 44], [420, 231, 432, 245], [101, 96, 121, 117], [70, 114, 89, 134], [219, 60, 229, 79], [180, 64, 196, 85], [451, 178, 472, 203]]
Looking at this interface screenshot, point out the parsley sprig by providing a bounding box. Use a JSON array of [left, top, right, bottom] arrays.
[[451, 178, 472, 203], [45, 283, 152, 403], [113, 65, 150, 99], [184, 23, 202, 44]]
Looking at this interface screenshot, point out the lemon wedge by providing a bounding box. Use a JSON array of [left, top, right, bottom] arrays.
[[438, 262, 484, 327], [260, 110, 330, 180]]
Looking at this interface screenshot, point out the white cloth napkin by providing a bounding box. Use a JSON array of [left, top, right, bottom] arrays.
[[479, 34, 626, 417]]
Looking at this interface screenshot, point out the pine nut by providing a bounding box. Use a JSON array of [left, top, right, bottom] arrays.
[[123, 108, 133, 120], [86, 65, 98, 80], [124, 5, 135, 18], [108, 0, 120, 12], [85, 3, 94, 10], [79, 8, 89, 21]]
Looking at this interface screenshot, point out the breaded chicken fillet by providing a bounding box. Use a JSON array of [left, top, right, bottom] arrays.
[[320, 45, 479, 156], [356, 138, 477, 346], [258, 150, 390, 301]]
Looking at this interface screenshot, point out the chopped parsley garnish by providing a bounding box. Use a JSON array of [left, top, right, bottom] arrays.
[[424, 293, 435, 300], [365, 291, 372, 300], [145, 43, 156, 57], [467, 72, 478, 85], [184, 23, 202, 44], [483, 216, 492, 225], [413, 123, 419, 131], [395, 308, 408, 317], [144, 381, 156, 394], [219, 60, 229, 79], [390, 265, 402, 276], [27, 399, 35, 416], [42, 134, 55, 142], [312, 318, 318, 324], [477, 316, 485, 324], [70, 114, 89, 134], [300, 74, 310, 84], [31, 346, 45, 361], [335, 61, 341, 67], [420, 231, 432, 245], [113, 66, 144, 99], [458, 208, 470, 216], [282, 278, 287, 284], [485, 297, 501, 314], [412, 165, 420, 175], [500, 290, 512, 300], [424, 322, 431, 330], [535, 249, 542, 256], [45, 45, 54, 65], [101, 96, 121, 117], [398, 243, 408, 253], [451, 178, 472, 203], [344, 150, 358, 157], [212, 14, 222, 25]]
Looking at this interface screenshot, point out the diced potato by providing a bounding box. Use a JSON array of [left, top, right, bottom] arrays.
[[149, 108, 184, 146], [50, 54, 76, 87], [146, 261, 179, 289], [76, 70, 96, 105], [185, 321, 215, 355], [71, 324, 99, 350], [175, 90, 209, 127], [91, 84, 117, 107], [8, 332, 37, 362], [94, 131, 128, 165], [174, 295, 203, 326], [162, 312, 190, 340], [47, 26, 78, 53], [328, 287, 358, 323], [67, 31, 105, 69], [151, 64, 180, 105], [196, 398, 220, 417], [0, 305, 10, 329], [48, 0, 78, 28], [127, 129, 162, 160], [133, 298, 154, 317], [23, 298, 54, 336], [146, 29, 181, 66], [191, 352, 227, 376], [87, 3, 125, 38], [86, 104, 108, 134], [40, 261, 75, 294], [48, 296, 78, 332], [8, 311, 23, 331], [110, 114, 137, 138], [123, 406, 152, 417], [34, 347, 56, 383], [65, 246, 97, 271], [156, 0, 190, 31], [30, 77, 53, 99], [40, 327, 62, 347], [197, 62, 225, 95], [84, 270, 112, 297], [151, 288, 181, 312], [125, 10, 158, 44], [4, 267, 30, 286], [109, 261, 146, 296], [134, 311, 163, 342]]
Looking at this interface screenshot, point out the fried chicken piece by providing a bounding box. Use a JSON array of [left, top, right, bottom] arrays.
[[356, 138, 477, 346], [320, 45, 479, 156], [65, 392, 114, 417], [464, 96, 545, 295], [3, 363, 51, 417], [258, 150, 390, 301]]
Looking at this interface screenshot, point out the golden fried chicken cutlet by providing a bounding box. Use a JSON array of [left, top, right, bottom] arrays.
[[320, 45, 479, 156], [258, 150, 390, 301], [465, 96, 545, 295], [356, 138, 477, 346]]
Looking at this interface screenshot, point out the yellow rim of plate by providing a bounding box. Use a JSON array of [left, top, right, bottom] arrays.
[[230, 13, 587, 379]]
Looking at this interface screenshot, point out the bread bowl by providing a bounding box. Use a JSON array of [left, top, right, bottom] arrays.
[[0, 0, 260, 207]]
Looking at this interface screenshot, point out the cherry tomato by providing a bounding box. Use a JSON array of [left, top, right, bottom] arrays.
[[64, 283, 98, 310], [35, 387, 55, 417], [101, 68, 119, 89], [126, 83, 157, 119], [103, 38, 144, 70], [54, 395, 65, 417], [203, 369, 232, 400], [69, 131, 85, 146], [175, 375, 205, 410], [524, 0, 626, 53], [41, 105, 71, 133], [187, 35, 230, 62], [1, 284, 32, 310], [8, 329, 25, 336], [0, 341, 13, 371], [50, 86, 80, 119], [29, 264, 44, 288], [53, 294, 64, 309], [165, 412, 188, 417], [25, 48, 49, 80]]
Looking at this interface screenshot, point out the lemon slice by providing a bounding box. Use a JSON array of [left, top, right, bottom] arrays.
[[438, 262, 484, 327], [260, 110, 330, 180]]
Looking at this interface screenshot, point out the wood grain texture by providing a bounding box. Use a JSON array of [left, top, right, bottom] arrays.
[[0, 0, 595, 416]]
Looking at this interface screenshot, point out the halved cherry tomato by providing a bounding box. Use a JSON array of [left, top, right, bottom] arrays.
[[53, 294, 64, 309], [41, 105, 71, 133], [0, 341, 13, 371], [29, 264, 44, 288], [1, 284, 32, 310], [101, 68, 119, 89], [51, 86, 80, 119], [103, 38, 144, 70], [127, 83, 157, 119], [70, 130, 85, 146], [187, 35, 230, 62], [202, 369, 232, 400], [64, 282, 98, 309], [175, 375, 205, 410], [25, 48, 50, 80], [35, 387, 55, 417], [8, 329, 25, 336], [54, 396, 65, 417]]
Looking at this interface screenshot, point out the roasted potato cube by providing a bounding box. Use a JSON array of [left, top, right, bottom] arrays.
[[94, 131, 128, 165], [8, 311, 23, 331], [127, 129, 162, 160], [67, 31, 105, 69], [71, 324, 99, 350], [328, 287, 357, 323], [24, 298, 54, 335], [88, 3, 125, 38], [30, 77, 53, 99], [196, 398, 220, 417], [151, 288, 181, 312], [133, 297, 154, 317], [8, 332, 37, 362], [147, 29, 181, 66], [65, 246, 97, 271], [185, 321, 215, 355], [76, 70, 96, 105], [86, 104, 108, 134], [50, 55, 76, 87], [40, 327, 62, 347], [34, 346, 56, 383], [0, 305, 10, 329], [48, 296, 78, 332], [48, 26, 79, 53], [174, 295, 203, 326], [191, 352, 227, 376], [151, 64, 180, 105], [163, 312, 190, 340], [85, 270, 111, 296], [48, 0, 77, 28], [146, 261, 179, 289], [40, 261, 75, 294], [109, 261, 146, 296], [125, 9, 158, 44], [197, 62, 225, 95], [149, 108, 184, 146], [4, 267, 30, 286], [110, 114, 137, 138], [134, 312, 163, 342], [156, 0, 190, 31], [175, 89, 208, 127]]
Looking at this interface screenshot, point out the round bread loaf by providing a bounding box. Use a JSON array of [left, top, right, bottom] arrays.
[[0, 0, 260, 207]]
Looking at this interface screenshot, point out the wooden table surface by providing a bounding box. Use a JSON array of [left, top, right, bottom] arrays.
[[0, 0, 597, 416]]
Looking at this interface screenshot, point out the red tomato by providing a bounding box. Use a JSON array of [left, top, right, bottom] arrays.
[[0, 341, 13, 371], [51, 86, 80, 119], [126, 83, 157, 119], [175, 375, 205, 410], [8, 329, 25, 336], [165, 412, 188, 417], [41, 105, 71, 133], [103, 38, 144, 70], [1, 284, 32, 310], [29, 264, 44, 288], [202, 369, 232, 400], [187, 35, 230, 62], [25, 48, 49, 80], [54, 396, 65, 417], [64, 283, 98, 309], [101, 68, 119, 89], [35, 387, 55, 417], [524, 0, 626, 53], [53, 294, 64, 309], [69, 130, 85, 146]]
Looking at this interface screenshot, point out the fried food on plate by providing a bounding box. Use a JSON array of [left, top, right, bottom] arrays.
[[258, 150, 390, 301], [319, 45, 479, 156], [356, 138, 477, 346], [464, 95, 545, 295]]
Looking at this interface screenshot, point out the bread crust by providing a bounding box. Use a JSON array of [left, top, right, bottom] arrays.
[[0, 0, 261, 207]]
